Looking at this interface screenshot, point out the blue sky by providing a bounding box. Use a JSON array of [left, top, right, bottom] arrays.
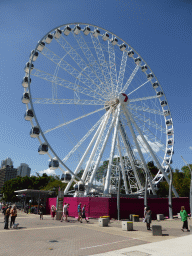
[[0, 0, 191, 177]]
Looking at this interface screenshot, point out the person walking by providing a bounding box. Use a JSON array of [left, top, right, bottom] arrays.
[[145, 206, 152, 230], [39, 204, 44, 220], [61, 203, 69, 222], [2, 204, 8, 222], [10, 206, 17, 228], [4, 206, 11, 229], [77, 202, 82, 223], [25, 204, 29, 214], [180, 206, 190, 232], [143, 206, 147, 222], [51, 205, 56, 220], [82, 205, 89, 223]]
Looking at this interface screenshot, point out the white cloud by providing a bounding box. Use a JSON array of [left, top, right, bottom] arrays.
[[189, 146, 192, 150], [134, 135, 164, 154], [38, 168, 56, 176]]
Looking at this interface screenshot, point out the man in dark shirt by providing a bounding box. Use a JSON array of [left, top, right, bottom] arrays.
[[4, 206, 11, 229]]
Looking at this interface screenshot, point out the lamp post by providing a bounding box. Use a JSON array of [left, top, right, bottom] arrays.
[[168, 165, 173, 219], [117, 170, 122, 221], [144, 172, 148, 208], [181, 156, 192, 217]]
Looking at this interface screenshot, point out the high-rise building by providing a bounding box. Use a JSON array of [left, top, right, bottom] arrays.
[[17, 163, 31, 177], [0, 158, 17, 192]]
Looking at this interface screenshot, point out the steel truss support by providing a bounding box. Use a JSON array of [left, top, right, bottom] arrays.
[[117, 134, 129, 194], [64, 111, 109, 195], [123, 107, 156, 195], [118, 119, 143, 191], [125, 107, 179, 197], [122, 65, 140, 93], [104, 106, 121, 195]]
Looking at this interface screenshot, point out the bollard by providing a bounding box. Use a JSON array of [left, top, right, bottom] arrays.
[[99, 218, 108, 227], [132, 215, 139, 222], [122, 221, 133, 231], [157, 214, 164, 221], [152, 225, 162, 236]]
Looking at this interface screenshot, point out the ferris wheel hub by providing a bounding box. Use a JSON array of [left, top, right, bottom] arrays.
[[118, 93, 128, 105]]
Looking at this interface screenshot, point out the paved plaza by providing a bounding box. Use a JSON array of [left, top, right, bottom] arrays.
[[0, 210, 192, 256]]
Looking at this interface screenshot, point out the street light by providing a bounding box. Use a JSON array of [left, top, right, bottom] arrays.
[[181, 156, 192, 217], [168, 165, 173, 219]]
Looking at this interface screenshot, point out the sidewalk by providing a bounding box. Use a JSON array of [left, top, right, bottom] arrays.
[[93, 234, 192, 256]]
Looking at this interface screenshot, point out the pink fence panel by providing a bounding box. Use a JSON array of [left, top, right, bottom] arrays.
[[89, 197, 109, 218], [46, 197, 57, 214]]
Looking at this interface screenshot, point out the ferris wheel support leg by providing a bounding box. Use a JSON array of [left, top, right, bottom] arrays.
[[118, 122, 142, 191], [125, 108, 179, 198], [104, 106, 121, 195], [81, 110, 111, 183], [64, 112, 108, 195], [88, 113, 117, 188], [123, 107, 156, 195], [117, 134, 129, 194]]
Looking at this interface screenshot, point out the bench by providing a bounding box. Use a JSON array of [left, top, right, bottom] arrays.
[[157, 214, 164, 221], [152, 225, 162, 236], [122, 221, 133, 231]]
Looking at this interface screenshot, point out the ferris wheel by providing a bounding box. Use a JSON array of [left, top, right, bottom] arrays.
[[22, 23, 178, 197]]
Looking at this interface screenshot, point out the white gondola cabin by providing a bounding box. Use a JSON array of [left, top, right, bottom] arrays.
[[61, 171, 72, 183], [157, 91, 163, 98], [93, 29, 100, 38], [152, 82, 159, 89], [111, 37, 118, 45], [30, 126, 40, 138], [167, 149, 174, 155], [38, 143, 48, 155], [49, 159, 59, 170], [63, 26, 71, 36], [73, 25, 81, 35], [24, 62, 34, 73], [166, 119, 173, 126], [37, 41, 45, 52], [29, 50, 39, 62], [163, 110, 170, 116], [147, 73, 154, 80], [83, 26, 91, 35], [22, 77, 31, 88], [128, 50, 134, 57], [45, 34, 53, 44], [74, 181, 85, 192], [119, 43, 126, 51], [54, 28, 62, 39], [141, 65, 147, 72], [134, 57, 141, 65], [102, 32, 109, 41], [21, 92, 30, 104], [167, 128, 173, 136], [161, 101, 167, 107], [24, 109, 34, 121], [167, 139, 174, 146]]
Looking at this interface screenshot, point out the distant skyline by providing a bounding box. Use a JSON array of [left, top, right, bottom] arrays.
[[0, 0, 191, 177]]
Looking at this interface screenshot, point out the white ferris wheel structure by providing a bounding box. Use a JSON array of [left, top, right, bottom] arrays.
[[22, 23, 178, 197]]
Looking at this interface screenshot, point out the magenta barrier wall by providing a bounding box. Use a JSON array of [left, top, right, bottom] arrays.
[[46, 197, 57, 214], [46, 197, 190, 219]]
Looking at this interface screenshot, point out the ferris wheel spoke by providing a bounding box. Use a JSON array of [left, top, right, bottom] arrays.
[[87, 112, 117, 187], [117, 51, 128, 92], [44, 106, 105, 134], [123, 107, 156, 195], [117, 135, 129, 194], [118, 119, 143, 190], [129, 104, 164, 116], [31, 68, 104, 101], [62, 113, 106, 163], [81, 110, 111, 182], [125, 108, 179, 197], [33, 98, 104, 105], [74, 33, 111, 95], [40, 47, 106, 99], [128, 80, 150, 96], [104, 106, 121, 195], [122, 65, 140, 93], [108, 40, 118, 95], [91, 34, 113, 93], [130, 109, 166, 134], [64, 111, 111, 195], [129, 95, 158, 103]]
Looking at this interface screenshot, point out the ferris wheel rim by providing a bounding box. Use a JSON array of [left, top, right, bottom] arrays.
[[24, 22, 174, 194]]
